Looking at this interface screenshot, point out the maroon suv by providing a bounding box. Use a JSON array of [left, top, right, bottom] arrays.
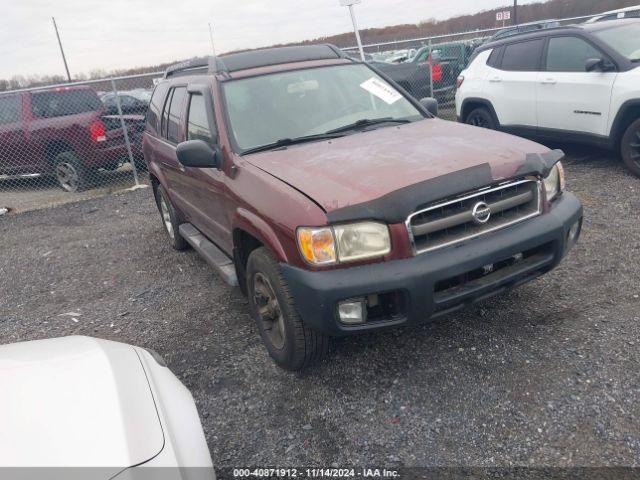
[[0, 86, 143, 192], [143, 45, 583, 370]]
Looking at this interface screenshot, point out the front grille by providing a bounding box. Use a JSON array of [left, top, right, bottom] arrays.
[[407, 179, 542, 255]]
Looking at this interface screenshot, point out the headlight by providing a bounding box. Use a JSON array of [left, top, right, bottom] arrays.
[[334, 222, 391, 262], [297, 222, 391, 265], [543, 162, 565, 202]]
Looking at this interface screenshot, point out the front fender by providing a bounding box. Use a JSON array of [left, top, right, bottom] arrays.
[[232, 208, 289, 263]]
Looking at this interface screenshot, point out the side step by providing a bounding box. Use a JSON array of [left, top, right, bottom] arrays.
[[179, 223, 239, 287]]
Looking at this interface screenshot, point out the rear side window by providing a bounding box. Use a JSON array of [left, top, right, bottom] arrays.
[[147, 83, 169, 133], [546, 37, 603, 72], [166, 87, 187, 144], [0, 95, 21, 125], [187, 94, 214, 144], [31, 90, 102, 118], [161, 89, 173, 139], [500, 39, 545, 71], [486, 47, 504, 68]]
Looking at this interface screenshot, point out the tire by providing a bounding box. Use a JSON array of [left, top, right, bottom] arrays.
[[54, 152, 91, 192], [465, 107, 497, 130], [620, 118, 640, 178], [155, 185, 189, 251], [246, 247, 329, 371]]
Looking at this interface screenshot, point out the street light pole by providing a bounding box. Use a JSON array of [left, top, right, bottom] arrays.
[[52, 17, 71, 82], [208, 22, 216, 56], [340, 0, 365, 61], [513, 0, 518, 25]]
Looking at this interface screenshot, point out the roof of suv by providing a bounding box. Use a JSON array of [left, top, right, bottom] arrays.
[[164, 44, 348, 79], [478, 18, 640, 52]]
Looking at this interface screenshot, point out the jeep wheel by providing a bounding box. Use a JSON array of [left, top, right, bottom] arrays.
[[621, 118, 640, 178], [54, 152, 90, 192], [246, 247, 328, 371], [155, 185, 188, 251], [466, 107, 497, 130]]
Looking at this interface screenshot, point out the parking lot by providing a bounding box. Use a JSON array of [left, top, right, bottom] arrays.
[[1, 143, 639, 467]]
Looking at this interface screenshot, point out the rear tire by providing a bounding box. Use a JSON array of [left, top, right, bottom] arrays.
[[465, 107, 497, 130], [54, 152, 90, 193], [620, 118, 640, 178], [246, 247, 329, 371], [155, 185, 189, 251]]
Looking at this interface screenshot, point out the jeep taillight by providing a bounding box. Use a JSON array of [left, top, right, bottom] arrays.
[[457, 75, 465, 88], [90, 120, 107, 143]]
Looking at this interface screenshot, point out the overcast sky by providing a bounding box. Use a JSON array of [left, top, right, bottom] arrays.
[[0, 0, 542, 79]]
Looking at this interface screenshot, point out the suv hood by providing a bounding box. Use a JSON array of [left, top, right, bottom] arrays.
[[0, 336, 164, 472], [245, 119, 549, 214]]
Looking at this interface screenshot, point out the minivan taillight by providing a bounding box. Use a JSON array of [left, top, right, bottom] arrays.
[[456, 75, 465, 89], [90, 120, 107, 143]]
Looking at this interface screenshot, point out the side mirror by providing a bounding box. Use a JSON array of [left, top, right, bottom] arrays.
[[419, 97, 439, 117], [176, 140, 219, 168], [585, 57, 616, 72]]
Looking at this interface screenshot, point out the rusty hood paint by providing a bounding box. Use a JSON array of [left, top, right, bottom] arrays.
[[244, 118, 550, 213]]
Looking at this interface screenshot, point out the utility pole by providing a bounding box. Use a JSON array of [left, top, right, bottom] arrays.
[[340, 0, 365, 61], [52, 17, 71, 82], [208, 22, 216, 57], [513, 0, 518, 25]]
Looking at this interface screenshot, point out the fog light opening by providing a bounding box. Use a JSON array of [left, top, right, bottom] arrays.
[[338, 298, 367, 325]]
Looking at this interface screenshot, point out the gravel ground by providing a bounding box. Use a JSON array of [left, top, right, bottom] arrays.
[[0, 167, 147, 214], [1, 144, 639, 468]]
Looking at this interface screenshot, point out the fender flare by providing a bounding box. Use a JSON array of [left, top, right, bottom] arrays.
[[232, 208, 289, 263], [460, 97, 501, 126], [147, 163, 168, 204], [609, 99, 640, 147]]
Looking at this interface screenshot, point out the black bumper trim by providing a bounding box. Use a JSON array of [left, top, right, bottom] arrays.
[[280, 193, 583, 336]]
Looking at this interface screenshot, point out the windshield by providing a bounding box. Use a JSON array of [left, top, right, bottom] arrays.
[[593, 23, 640, 61], [222, 64, 424, 152]]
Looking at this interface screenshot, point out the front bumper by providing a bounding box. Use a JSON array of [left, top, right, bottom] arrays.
[[281, 193, 583, 336]]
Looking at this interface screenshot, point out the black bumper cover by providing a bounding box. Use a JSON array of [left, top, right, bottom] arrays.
[[281, 193, 583, 336]]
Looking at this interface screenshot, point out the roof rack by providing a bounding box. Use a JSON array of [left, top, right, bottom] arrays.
[[164, 56, 227, 79], [163, 44, 348, 79]]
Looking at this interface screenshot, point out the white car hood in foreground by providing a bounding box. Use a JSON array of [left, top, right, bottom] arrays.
[[0, 336, 164, 470]]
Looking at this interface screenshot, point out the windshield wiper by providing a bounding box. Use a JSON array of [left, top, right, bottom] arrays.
[[325, 117, 412, 135], [241, 133, 346, 155]]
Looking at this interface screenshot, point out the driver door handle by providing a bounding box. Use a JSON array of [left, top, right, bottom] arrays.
[[489, 76, 502, 83], [540, 78, 557, 85]]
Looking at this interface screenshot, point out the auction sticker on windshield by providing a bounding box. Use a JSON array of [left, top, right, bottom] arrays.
[[360, 77, 403, 105]]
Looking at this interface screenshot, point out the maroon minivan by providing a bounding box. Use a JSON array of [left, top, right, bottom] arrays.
[[143, 45, 583, 370]]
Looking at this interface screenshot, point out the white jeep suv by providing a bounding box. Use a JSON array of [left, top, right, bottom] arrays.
[[456, 19, 640, 177]]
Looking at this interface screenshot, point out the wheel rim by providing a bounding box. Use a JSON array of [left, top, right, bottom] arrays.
[[55, 162, 79, 192], [253, 272, 286, 350], [468, 114, 489, 128], [159, 196, 174, 239], [629, 128, 640, 168]]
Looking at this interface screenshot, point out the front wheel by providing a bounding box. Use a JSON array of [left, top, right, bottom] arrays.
[[465, 107, 497, 130], [246, 247, 328, 371], [620, 118, 640, 178]]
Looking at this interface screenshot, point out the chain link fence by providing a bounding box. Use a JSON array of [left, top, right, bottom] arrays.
[[0, 72, 163, 213], [0, 13, 601, 213], [342, 14, 594, 121]]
